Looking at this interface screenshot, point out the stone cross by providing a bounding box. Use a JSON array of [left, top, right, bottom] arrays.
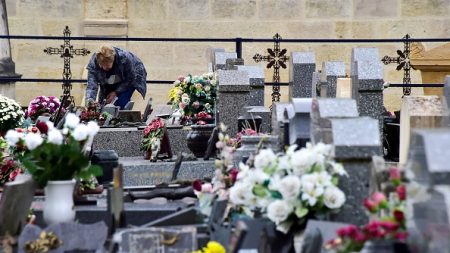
[[253, 33, 289, 104], [289, 52, 316, 99], [44, 26, 90, 120], [381, 34, 415, 96], [328, 117, 382, 226], [351, 47, 384, 140]]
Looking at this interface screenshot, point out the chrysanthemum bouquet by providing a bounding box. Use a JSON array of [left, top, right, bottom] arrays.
[[5, 113, 102, 188], [168, 73, 217, 125], [25, 95, 61, 121], [229, 143, 347, 233], [0, 95, 24, 133]]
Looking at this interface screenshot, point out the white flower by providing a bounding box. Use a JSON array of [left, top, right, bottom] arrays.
[[290, 149, 315, 175], [46, 121, 55, 131], [229, 182, 254, 206], [254, 149, 277, 170], [278, 175, 301, 200], [201, 183, 213, 193], [316, 171, 333, 187], [330, 161, 347, 176], [267, 200, 293, 224], [184, 76, 191, 83], [323, 187, 346, 209], [245, 168, 269, 185], [47, 129, 63, 145], [301, 181, 324, 206], [5, 130, 22, 146], [25, 133, 43, 150], [72, 124, 89, 141], [64, 113, 80, 128], [86, 121, 100, 137]]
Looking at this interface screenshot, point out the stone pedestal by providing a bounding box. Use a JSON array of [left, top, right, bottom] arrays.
[[216, 70, 250, 136], [399, 96, 449, 164], [289, 52, 316, 99], [237, 66, 265, 106], [329, 117, 382, 226], [411, 42, 450, 96]]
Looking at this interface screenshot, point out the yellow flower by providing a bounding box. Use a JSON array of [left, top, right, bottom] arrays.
[[205, 241, 226, 253]]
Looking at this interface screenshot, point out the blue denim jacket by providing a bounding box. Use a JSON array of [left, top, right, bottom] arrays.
[[85, 47, 147, 103]]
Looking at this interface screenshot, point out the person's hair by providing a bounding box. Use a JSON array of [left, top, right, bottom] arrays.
[[96, 45, 116, 65]]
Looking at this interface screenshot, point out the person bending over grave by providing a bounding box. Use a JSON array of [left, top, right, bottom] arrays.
[[85, 45, 147, 109]]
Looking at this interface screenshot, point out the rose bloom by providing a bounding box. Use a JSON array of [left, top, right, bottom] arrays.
[[323, 186, 346, 209], [267, 200, 293, 224]]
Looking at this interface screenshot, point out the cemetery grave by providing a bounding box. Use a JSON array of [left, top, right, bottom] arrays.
[[1, 18, 450, 251]]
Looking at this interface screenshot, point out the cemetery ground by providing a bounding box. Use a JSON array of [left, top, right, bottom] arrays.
[[1, 47, 449, 253]]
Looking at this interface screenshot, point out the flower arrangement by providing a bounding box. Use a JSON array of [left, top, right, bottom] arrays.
[[140, 118, 166, 160], [325, 167, 407, 253], [193, 123, 238, 215], [0, 137, 22, 186], [193, 241, 226, 253], [25, 96, 61, 121], [168, 73, 217, 125], [5, 113, 102, 188], [0, 95, 25, 133], [230, 127, 261, 149], [229, 143, 347, 233]]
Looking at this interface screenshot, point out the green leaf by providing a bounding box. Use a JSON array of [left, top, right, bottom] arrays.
[[331, 177, 339, 186], [252, 184, 267, 197], [270, 190, 282, 199], [295, 207, 309, 218]]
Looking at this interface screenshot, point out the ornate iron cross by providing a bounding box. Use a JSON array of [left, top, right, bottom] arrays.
[[381, 34, 415, 96], [44, 26, 90, 108], [253, 33, 289, 104]]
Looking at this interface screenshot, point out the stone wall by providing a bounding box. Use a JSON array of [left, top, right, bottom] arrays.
[[6, 0, 450, 111]]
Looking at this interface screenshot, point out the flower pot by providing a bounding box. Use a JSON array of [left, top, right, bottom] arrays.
[[186, 124, 215, 158], [43, 179, 76, 225], [144, 149, 152, 160], [361, 240, 407, 253]]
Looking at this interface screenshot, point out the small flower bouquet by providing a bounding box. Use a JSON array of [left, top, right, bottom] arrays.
[[25, 96, 61, 122], [140, 118, 166, 161], [0, 137, 22, 186], [325, 167, 407, 253], [5, 113, 102, 188], [229, 143, 347, 233], [0, 95, 25, 133], [168, 73, 217, 125], [192, 123, 239, 216]]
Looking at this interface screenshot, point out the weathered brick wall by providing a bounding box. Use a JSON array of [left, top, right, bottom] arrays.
[[6, 0, 450, 111]]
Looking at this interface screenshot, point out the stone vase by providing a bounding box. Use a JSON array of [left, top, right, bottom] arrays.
[[43, 179, 76, 225], [186, 124, 215, 158]]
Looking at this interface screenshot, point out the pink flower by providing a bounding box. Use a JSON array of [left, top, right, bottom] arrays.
[[229, 169, 239, 183], [389, 167, 401, 180], [363, 198, 378, 213], [9, 168, 21, 181], [192, 101, 200, 109], [179, 102, 186, 109], [371, 192, 386, 205], [336, 225, 359, 237], [394, 231, 408, 241], [177, 75, 185, 82]]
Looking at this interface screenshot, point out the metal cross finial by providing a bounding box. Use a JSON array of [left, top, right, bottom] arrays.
[[44, 26, 90, 122], [381, 34, 415, 96], [253, 33, 289, 104]]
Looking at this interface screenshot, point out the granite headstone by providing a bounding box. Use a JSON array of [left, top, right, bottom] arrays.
[[289, 52, 316, 99], [320, 61, 345, 98]]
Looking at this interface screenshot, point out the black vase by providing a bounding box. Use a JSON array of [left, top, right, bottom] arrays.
[[186, 124, 215, 158], [361, 240, 410, 253]]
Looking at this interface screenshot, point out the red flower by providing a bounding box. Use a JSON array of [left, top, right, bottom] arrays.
[[396, 185, 406, 200], [36, 121, 49, 134], [393, 210, 405, 223], [336, 225, 359, 237], [9, 168, 21, 181], [229, 169, 239, 183], [192, 179, 203, 192]]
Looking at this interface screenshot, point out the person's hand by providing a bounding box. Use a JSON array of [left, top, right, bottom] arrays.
[[106, 91, 117, 104]]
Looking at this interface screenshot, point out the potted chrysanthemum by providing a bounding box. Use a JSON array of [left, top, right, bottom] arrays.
[[5, 113, 102, 224], [0, 95, 24, 135]]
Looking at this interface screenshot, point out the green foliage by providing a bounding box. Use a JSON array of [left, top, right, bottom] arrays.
[[19, 136, 102, 188]]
